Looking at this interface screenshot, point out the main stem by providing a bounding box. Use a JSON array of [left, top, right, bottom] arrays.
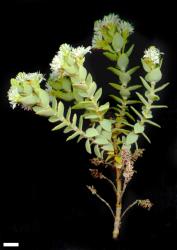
[[112, 168, 122, 239]]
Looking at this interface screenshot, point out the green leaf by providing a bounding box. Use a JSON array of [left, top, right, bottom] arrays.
[[109, 95, 123, 104], [102, 144, 114, 151], [63, 127, 73, 133], [87, 81, 97, 97], [58, 101, 64, 119], [85, 139, 91, 154], [38, 90, 49, 107], [130, 106, 143, 119], [95, 135, 109, 145], [94, 145, 101, 158], [112, 32, 124, 51], [66, 131, 80, 141], [117, 53, 129, 71], [155, 82, 170, 93], [78, 116, 83, 130], [86, 128, 99, 138], [134, 122, 144, 134], [127, 85, 142, 91], [126, 44, 135, 56], [142, 132, 151, 143], [109, 83, 122, 91], [126, 100, 141, 105], [66, 107, 71, 120], [98, 102, 109, 112], [141, 59, 151, 73], [72, 114, 77, 127], [127, 66, 140, 75], [72, 101, 94, 110], [35, 108, 55, 117], [79, 65, 87, 81], [136, 92, 148, 105], [151, 105, 167, 109], [84, 114, 99, 119], [145, 68, 162, 83], [108, 67, 122, 77], [140, 77, 151, 91], [94, 88, 102, 102], [52, 122, 66, 131], [103, 52, 117, 61], [145, 119, 161, 128], [125, 112, 135, 121], [100, 119, 112, 132], [101, 130, 112, 140], [126, 132, 138, 145]]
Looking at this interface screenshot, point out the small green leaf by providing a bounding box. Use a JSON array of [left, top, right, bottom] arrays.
[[155, 82, 170, 93], [126, 44, 135, 56], [78, 116, 83, 130], [52, 122, 66, 131], [127, 85, 142, 91], [127, 66, 140, 75], [85, 139, 91, 154], [134, 122, 144, 134], [86, 128, 99, 138], [98, 102, 109, 112], [103, 52, 117, 61], [95, 135, 109, 145], [109, 83, 122, 91], [145, 119, 161, 128], [151, 105, 167, 109], [102, 144, 114, 151], [79, 65, 87, 81], [140, 77, 151, 91], [117, 53, 129, 71], [110, 95, 123, 104], [94, 144, 101, 158], [126, 132, 138, 145], [101, 130, 112, 140], [112, 32, 124, 51], [136, 92, 148, 105], [66, 131, 80, 141], [100, 119, 112, 132], [84, 114, 99, 119], [94, 88, 102, 102], [66, 107, 71, 120], [72, 114, 77, 127], [58, 101, 64, 119], [142, 132, 151, 143], [131, 106, 143, 119], [145, 68, 162, 83], [108, 67, 121, 77]]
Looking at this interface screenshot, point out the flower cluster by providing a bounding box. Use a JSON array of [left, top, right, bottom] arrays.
[[121, 146, 134, 184], [138, 199, 153, 210], [143, 46, 162, 65], [92, 13, 134, 49], [8, 72, 46, 110], [50, 43, 91, 79]]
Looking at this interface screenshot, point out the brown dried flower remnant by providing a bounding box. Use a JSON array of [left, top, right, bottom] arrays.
[[138, 199, 153, 210], [89, 169, 104, 179]]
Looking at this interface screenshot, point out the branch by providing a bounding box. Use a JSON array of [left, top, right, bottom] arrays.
[[121, 200, 138, 219], [102, 176, 117, 194], [87, 185, 115, 218]]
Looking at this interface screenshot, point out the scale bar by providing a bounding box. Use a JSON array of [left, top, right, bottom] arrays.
[[3, 242, 19, 247]]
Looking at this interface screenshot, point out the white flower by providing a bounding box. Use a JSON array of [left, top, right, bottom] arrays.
[[143, 46, 163, 65], [50, 43, 91, 76], [72, 46, 91, 57], [16, 72, 44, 83], [8, 87, 20, 109], [119, 20, 134, 34], [92, 14, 120, 48], [92, 31, 102, 48], [94, 13, 120, 32]]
